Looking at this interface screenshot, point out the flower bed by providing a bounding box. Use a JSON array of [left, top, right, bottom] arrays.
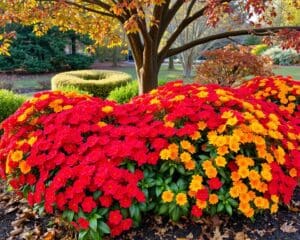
[[0, 76, 299, 239]]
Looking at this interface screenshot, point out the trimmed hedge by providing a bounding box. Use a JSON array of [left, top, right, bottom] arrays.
[[0, 90, 27, 123], [51, 70, 132, 98], [108, 79, 167, 103]]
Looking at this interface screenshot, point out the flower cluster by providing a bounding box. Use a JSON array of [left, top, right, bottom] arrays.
[[0, 77, 299, 239]]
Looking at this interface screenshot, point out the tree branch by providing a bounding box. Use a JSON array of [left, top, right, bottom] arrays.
[[164, 26, 300, 58], [64, 1, 114, 17]]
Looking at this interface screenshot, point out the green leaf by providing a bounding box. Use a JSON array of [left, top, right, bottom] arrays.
[[155, 177, 163, 186], [171, 206, 181, 222], [90, 217, 98, 232], [228, 198, 238, 207], [93, 191, 102, 200], [170, 183, 178, 192], [127, 162, 135, 172], [89, 229, 101, 240], [98, 208, 108, 216], [217, 202, 224, 212], [225, 204, 233, 216], [177, 165, 186, 175], [62, 210, 74, 222], [155, 186, 163, 197], [158, 204, 168, 215], [198, 154, 210, 160], [169, 166, 175, 176], [177, 178, 187, 191], [78, 231, 88, 240], [147, 202, 156, 211], [160, 162, 170, 173], [98, 221, 110, 234]]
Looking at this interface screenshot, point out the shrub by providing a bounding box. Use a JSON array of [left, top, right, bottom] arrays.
[[65, 54, 95, 70], [262, 46, 300, 66], [58, 85, 92, 96], [239, 76, 300, 119], [251, 44, 269, 55], [51, 70, 132, 98], [0, 79, 299, 239], [108, 79, 167, 103], [195, 45, 273, 87], [0, 89, 26, 123]]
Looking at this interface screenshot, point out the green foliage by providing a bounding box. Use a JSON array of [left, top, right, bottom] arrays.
[[243, 35, 261, 45], [251, 44, 269, 55], [0, 24, 94, 73], [65, 54, 95, 70], [108, 80, 167, 103], [0, 89, 26, 123], [57, 85, 92, 96], [52, 70, 132, 98], [262, 46, 300, 66]]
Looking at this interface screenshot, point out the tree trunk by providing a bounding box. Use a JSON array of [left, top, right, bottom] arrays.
[[112, 47, 118, 67], [137, 66, 159, 95], [168, 56, 175, 70], [182, 51, 194, 78]]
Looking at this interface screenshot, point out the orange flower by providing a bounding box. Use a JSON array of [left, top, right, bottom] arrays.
[[217, 146, 229, 156], [190, 131, 201, 141], [289, 168, 297, 177], [238, 167, 249, 178], [180, 152, 192, 163], [189, 175, 203, 192], [184, 160, 196, 170], [231, 171, 240, 182], [19, 161, 31, 174], [197, 121, 207, 130], [98, 121, 107, 127], [205, 166, 217, 178], [196, 199, 207, 209], [162, 190, 174, 203], [208, 194, 219, 205]]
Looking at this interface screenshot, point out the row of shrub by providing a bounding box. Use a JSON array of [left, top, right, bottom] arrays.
[[251, 45, 299, 66], [0, 76, 299, 239]]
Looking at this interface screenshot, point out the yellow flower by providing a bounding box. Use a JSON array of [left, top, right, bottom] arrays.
[[208, 194, 219, 205], [28, 136, 37, 146], [231, 171, 240, 182], [214, 136, 228, 147], [102, 105, 114, 113], [168, 144, 179, 160], [176, 193, 188, 206], [164, 121, 175, 128], [270, 204, 278, 213], [202, 160, 213, 169], [249, 170, 261, 181], [17, 114, 27, 122], [160, 149, 170, 160], [162, 190, 174, 203], [11, 150, 23, 162], [226, 116, 238, 126], [39, 94, 49, 100], [238, 167, 249, 179], [197, 91, 208, 98], [171, 95, 185, 102], [249, 121, 265, 135], [254, 197, 269, 209], [238, 202, 251, 213], [245, 208, 254, 218], [215, 156, 227, 167], [261, 170, 272, 182], [62, 105, 73, 110], [19, 161, 31, 174], [221, 111, 233, 119], [271, 195, 279, 204], [229, 135, 240, 152], [184, 160, 196, 170], [189, 175, 203, 192], [180, 152, 192, 163], [150, 97, 160, 105]]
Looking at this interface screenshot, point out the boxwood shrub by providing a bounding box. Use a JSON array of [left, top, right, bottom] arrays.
[[51, 70, 132, 98], [108, 79, 167, 103], [0, 89, 27, 123]]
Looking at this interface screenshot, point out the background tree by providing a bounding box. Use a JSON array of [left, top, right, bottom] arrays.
[[0, 0, 299, 94]]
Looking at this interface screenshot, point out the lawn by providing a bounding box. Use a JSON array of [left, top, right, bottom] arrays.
[[0, 64, 299, 93]]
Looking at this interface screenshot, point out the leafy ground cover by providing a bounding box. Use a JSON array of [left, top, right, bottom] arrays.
[[0, 63, 299, 94]]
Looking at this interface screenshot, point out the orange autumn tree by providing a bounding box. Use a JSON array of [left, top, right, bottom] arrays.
[[0, 0, 299, 94]]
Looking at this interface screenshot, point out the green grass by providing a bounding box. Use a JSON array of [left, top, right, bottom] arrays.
[[1, 65, 299, 93]]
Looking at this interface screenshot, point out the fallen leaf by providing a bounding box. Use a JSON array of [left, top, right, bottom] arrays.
[[280, 222, 297, 233], [234, 231, 250, 240], [43, 230, 55, 240]]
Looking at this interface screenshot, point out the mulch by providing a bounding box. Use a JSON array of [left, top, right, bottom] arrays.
[[0, 180, 300, 240]]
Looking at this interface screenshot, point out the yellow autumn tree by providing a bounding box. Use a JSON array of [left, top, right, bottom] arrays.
[[0, 0, 299, 94]]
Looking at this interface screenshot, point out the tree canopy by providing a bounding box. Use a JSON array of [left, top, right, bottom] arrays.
[[0, 0, 299, 93]]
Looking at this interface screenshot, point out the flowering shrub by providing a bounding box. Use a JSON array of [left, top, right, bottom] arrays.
[[0, 79, 299, 239], [239, 76, 300, 121]]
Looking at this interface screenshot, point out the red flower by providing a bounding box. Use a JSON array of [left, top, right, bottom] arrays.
[[191, 205, 203, 218], [196, 188, 209, 201], [81, 197, 97, 213], [108, 210, 123, 226], [208, 177, 222, 190], [121, 218, 133, 231], [99, 195, 113, 208], [77, 217, 90, 230]]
